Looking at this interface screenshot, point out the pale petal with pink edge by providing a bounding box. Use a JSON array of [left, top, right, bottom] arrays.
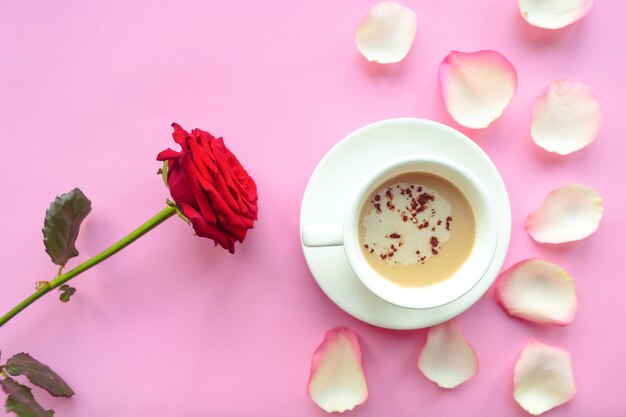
[[531, 80, 601, 155], [439, 50, 517, 129], [418, 320, 478, 389], [518, 0, 593, 29], [525, 184, 603, 244], [514, 341, 576, 415], [495, 260, 577, 326], [308, 327, 368, 413], [355, 1, 418, 64]]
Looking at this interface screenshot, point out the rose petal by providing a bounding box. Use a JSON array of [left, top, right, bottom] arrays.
[[495, 260, 577, 326], [525, 184, 603, 244], [518, 0, 593, 29], [355, 1, 418, 64], [417, 320, 478, 389], [439, 50, 517, 129], [514, 341, 576, 415], [308, 327, 368, 413], [531, 80, 602, 155], [171, 122, 190, 147]]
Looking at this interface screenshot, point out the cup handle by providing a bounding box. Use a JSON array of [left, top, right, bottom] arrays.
[[301, 223, 343, 247]]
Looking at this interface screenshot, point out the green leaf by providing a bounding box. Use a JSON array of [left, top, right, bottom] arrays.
[[166, 199, 190, 224], [5, 354, 74, 398], [160, 160, 169, 187], [42, 188, 92, 267], [1, 378, 54, 417], [58, 285, 76, 303]]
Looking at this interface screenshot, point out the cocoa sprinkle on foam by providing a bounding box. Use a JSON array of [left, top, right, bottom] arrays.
[[362, 182, 453, 266]]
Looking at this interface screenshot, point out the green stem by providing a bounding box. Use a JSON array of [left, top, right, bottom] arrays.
[[0, 206, 177, 328]]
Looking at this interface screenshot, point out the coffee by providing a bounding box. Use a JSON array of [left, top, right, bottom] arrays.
[[358, 172, 475, 288]]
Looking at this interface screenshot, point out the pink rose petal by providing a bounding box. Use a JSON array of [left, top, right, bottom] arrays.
[[355, 1, 418, 64], [495, 260, 577, 326], [439, 50, 517, 129], [417, 320, 478, 389], [531, 80, 602, 155], [308, 327, 368, 413], [525, 184, 603, 244], [519, 0, 593, 29], [514, 341, 577, 415]]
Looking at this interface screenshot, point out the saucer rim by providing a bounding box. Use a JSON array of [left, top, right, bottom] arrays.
[[299, 117, 511, 330]]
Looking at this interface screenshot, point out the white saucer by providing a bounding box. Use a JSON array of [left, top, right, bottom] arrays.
[[300, 118, 511, 330]]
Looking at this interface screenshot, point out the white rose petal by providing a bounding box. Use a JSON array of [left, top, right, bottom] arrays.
[[418, 320, 478, 389], [514, 341, 577, 415], [518, 0, 593, 29], [525, 184, 603, 244], [308, 327, 368, 413], [355, 1, 417, 64], [495, 260, 577, 326], [439, 50, 517, 129], [531, 79, 601, 155]]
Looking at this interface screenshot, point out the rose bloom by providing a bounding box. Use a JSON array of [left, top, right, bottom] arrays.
[[157, 123, 258, 253]]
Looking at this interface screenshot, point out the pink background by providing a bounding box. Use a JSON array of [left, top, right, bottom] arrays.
[[1, 0, 625, 415]]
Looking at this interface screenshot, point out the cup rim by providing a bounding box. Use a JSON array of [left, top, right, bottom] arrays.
[[343, 154, 498, 309]]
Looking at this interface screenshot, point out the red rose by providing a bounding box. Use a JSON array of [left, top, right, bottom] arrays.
[[157, 123, 258, 253]]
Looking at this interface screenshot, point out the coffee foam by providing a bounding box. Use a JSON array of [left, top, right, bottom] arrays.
[[362, 181, 452, 266]]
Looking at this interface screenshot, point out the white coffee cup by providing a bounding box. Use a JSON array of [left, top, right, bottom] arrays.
[[301, 155, 498, 309]]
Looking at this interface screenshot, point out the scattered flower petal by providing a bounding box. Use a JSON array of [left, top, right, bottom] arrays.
[[355, 1, 418, 64], [514, 341, 576, 415], [308, 327, 368, 413], [439, 50, 517, 129], [525, 184, 603, 244], [531, 80, 602, 155], [418, 320, 478, 389], [495, 260, 577, 325], [518, 0, 593, 29]]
